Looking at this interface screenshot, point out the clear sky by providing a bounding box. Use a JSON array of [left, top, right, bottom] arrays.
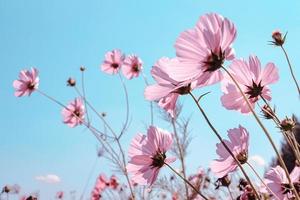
[[1, 0, 300, 199]]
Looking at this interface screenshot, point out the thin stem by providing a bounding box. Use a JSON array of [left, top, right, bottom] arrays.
[[227, 187, 234, 200], [118, 73, 130, 139], [280, 45, 300, 95], [246, 162, 281, 200], [221, 66, 300, 200], [80, 156, 98, 200], [189, 92, 261, 200], [72, 87, 135, 199], [171, 119, 189, 199], [164, 162, 209, 200], [80, 69, 91, 125], [142, 72, 154, 125], [259, 96, 300, 163]]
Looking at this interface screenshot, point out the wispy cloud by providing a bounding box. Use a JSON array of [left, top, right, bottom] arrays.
[[35, 174, 61, 184], [249, 155, 266, 166]]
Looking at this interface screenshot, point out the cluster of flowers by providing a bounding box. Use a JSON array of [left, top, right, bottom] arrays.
[[91, 174, 120, 200], [13, 12, 300, 200]]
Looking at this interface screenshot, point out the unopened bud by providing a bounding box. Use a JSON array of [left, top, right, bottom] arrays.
[[271, 30, 286, 46], [67, 78, 76, 87]]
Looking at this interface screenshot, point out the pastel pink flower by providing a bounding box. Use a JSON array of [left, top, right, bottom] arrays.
[[210, 125, 249, 178], [264, 165, 300, 200], [127, 126, 176, 185], [175, 13, 237, 86], [62, 98, 85, 128], [144, 57, 198, 118], [55, 191, 64, 199], [221, 55, 279, 114], [239, 185, 256, 200], [101, 49, 124, 75], [122, 54, 143, 79], [13, 68, 39, 97], [109, 175, 119, 190], [91, 174, 108, 200]]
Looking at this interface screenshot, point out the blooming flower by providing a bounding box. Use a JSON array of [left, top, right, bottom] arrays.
[[91, 174, 108, 200], [101, 49, 124, 74], [55, 191, 64, 199], [239, 185, 256, 200], [127, 126, 175, 185], [13, 68, 39, 97], [175, 13, 237, 86], [144, 57, 198, 117], [221, 55, 279, 114], [122, 54, 143, 79], [210, 125, 249, 178], [61, 98, 85, 128], [264, 165, 300, 200], [109, 175, 119, 190]]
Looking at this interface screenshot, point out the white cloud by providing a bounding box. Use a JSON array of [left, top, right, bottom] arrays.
[[35, 174, 61, 184], [249, 155, 266, 166]]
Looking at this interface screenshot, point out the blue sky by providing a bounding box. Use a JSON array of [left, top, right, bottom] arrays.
[[1, 0, 300, 199]]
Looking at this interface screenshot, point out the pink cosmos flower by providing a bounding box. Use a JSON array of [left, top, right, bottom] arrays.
[[122, 54, 143, 79], [239, 185, 256, 200], [175, 13, 237, 86], [55, 191, 64, 199], [221, 55, 279, 114], [101, 49, 124, 75], [127, 126, 176, 185], [144, 57, 198, 118], [109, 175, 119, 190], [13, 68, 39, 97], [62, 98, 85, 128], [210, 125, 249, 178], [264, 165, 300, 200], [91, 174, 108, 200]]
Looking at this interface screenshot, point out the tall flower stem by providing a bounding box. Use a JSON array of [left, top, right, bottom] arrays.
[[189, 92, 260, 200], [221, 66, 300, 200], [280, 45, 300, 95], [171, 119, 189, 199], [164, 162, 209, 200], [227, 187, 234, 200], [142, 72, 154, 125], [246, 162, 281, 200], [118, 73, 130, 139]]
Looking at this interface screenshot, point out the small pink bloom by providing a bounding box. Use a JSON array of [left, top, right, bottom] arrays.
[[144, 57, 198, 117], [62, 98, 85, 128], [221, 55, 279, 114], [91, 174, 108, 200], [210, 125, 249, 178], [127, 126, 176, 185], [55, 191, 64, 199], [175, 13, 237, 86], [101, 49, 124, 74], [264, 165, 300, 200], [239, 185, 256, 200], [13, 67, 39, 97], [109, 175, 119, 190], [122, 54, 143, 79]]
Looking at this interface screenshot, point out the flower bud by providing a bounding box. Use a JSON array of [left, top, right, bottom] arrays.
[[271, 30, 286, 46], [261, 104, 275, 119], [280, 117, 296, 132], [67, 78, 76, 87]]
